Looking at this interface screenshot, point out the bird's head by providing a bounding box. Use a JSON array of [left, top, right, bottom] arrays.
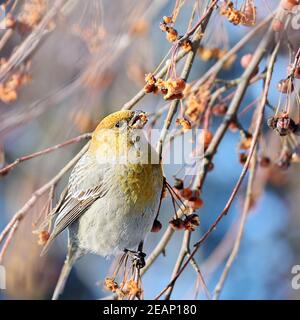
[[94, 110, 148, 131], [88, 110, 150, 163]]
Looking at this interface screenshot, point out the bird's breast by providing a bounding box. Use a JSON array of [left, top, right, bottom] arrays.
[[113, 163, 163, 208]]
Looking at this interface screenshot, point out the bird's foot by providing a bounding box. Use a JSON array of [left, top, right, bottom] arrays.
[[124, 249, 146, 269]]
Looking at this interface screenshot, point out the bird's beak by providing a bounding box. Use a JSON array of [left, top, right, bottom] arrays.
[[129, 111, 148, 129]]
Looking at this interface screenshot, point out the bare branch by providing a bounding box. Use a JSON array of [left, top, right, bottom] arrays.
[[0, 133, 91, 176]]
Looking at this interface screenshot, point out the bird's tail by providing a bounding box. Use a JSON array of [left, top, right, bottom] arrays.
[[52, 244, 80, 300]]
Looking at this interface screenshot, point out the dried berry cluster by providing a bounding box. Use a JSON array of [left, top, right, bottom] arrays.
[[184, 82, 211, 122], [169, 214, 200, 231], [3, 0, 55, 34], [176, 117, 192, 131], [104, 277, 143, 300], [161, 26, 178, 43], [158, 77, 185, 100], [263, 56, 300, 169], [160, 16, 179, 43], [173, 178, 204, 210], [33, 229, 50, 246], [0, 59, 32, 104], [159, 15, 192, 52], [72, 25, 106, 53], [144, 74, 186, 100], [18, 0, 49, 34], [220, 1, 256, 26], [267, 113, 297, 137], [238, 131, 253, 165], [220, 1, 245, 25], [198, 46, 236, 69], [267, 68, 300, 138]]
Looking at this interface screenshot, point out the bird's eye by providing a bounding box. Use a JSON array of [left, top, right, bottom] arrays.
[[115, 120, 127, 128]]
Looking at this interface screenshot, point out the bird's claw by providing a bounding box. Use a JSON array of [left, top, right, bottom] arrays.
[[124, 249, 146, 269]]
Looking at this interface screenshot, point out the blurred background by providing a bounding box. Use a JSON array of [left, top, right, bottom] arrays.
[[0, 0, 300, 300]]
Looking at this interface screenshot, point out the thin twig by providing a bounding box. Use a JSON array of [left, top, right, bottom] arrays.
[[156, 0, 217, 159], [187, 252, 211, 300], [192, 13, 274, 91], [0, 133, 91, 176], [212, 151, 257, 300], [0, 220, 19, 264], [164, 230, 191, 300]]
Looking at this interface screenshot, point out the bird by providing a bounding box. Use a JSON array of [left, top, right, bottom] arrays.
[[41, 110, 164, 300]]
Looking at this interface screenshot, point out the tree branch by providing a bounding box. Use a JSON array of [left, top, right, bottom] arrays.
[[0, 133, 91, 176]]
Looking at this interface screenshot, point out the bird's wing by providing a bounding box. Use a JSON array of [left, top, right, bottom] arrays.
[[41, 152, 108, 255]]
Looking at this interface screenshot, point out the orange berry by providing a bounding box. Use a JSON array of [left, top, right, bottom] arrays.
[[166, 27, 178, 42], [6, 13, 16, 29], [144, 73, 157, 93], [180, 39, 192, 52], [156, 78, 167, 94], [144, 83, 156, 93], [163, 16, 173, 24], [212, 104, 228, 116], [240, 53, 259, 77], [162, 79, 185, 100], [240, 54, 253, 68], [176, 117, 191, 130], [198, 47, 214, 61], [188, 198, 204, 210], [37, 230, 50, 246], [144, 73, 156, 85], [180, 188, 193, 200], [199, 130, 213, 149], [174, 78, 186, 91], [131, 20, 149, 35], [104, 278, 119, 292], [159, 22, 168, 32]]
